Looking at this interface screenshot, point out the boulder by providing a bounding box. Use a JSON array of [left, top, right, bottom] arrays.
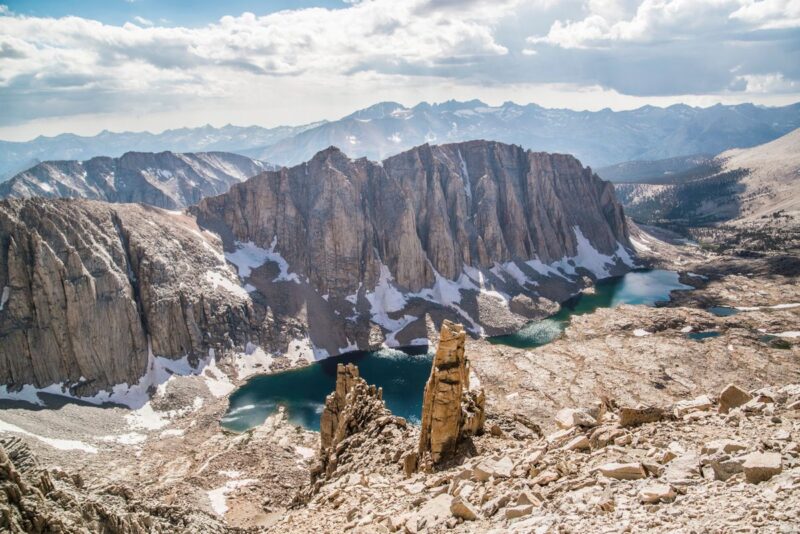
[[701, 439, 747, 455], [618, 406, 665, 428], [555, 408, 597, 429], [719, 384, 752, 414], [505, 505, 534, 519], [673, 395, 713, 417], [563, 435, 591, 451], [742, 452, 782, 483], [406, 494, 453, 532], [450, 497, 479, 521], [597, 462, 647, 480], [638, 484, 676, 504]]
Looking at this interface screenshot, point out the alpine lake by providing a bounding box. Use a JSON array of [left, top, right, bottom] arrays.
[[222, 269, 693, 432]]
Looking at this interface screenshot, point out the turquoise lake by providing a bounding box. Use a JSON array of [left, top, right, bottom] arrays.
[[222, 269, 692, 432], [489, 269, 692, 349]]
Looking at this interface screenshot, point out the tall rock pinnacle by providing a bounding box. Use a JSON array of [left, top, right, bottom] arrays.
[[418, 320, 485, 464]]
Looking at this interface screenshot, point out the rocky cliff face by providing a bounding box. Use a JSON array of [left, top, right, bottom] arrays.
[[0, 151, 270, 209], [194, 140, 634, 351], [1, 140, 635, 397], [0, 199, 255, 397]]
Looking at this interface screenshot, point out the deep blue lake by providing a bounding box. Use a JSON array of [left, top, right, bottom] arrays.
[[222, 269, 692, 432]]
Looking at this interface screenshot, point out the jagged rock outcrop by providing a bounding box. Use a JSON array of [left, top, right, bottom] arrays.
[[0, 437, 226, 533], [313, 363, 409, 487], [0, 199, 256, 396], [0, 151, 270, 209], [419, 320, 486, 464]]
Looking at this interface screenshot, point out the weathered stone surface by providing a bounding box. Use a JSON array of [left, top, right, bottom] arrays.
[[597, 462, 647, 480], [450, 497, 479, 521], [317, 363, 389, 478], [555, 408, 597, 429], [719, 384, 753, 414], [742, 452, 782, 483], [419, 320, 485, 464], [674, 395, 713, 417], [701, 439, 747, 455], [563, 435, 591, 451], [197, 142, 630, 297], [619, 406, 666, 428], [0, 199, 255, 396], [0, 438, 225, 533], [638, 484, 677, 504]]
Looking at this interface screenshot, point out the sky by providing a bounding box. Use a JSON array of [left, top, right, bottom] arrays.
[[1, 0, 799, 141]]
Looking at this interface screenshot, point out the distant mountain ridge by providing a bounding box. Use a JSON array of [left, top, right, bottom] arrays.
[[597, 154, 714, 184], [0, 151, 272, 209], [3, 100, 799, 179], [245, 100, 800, 168], [0, 122, 321, 180]]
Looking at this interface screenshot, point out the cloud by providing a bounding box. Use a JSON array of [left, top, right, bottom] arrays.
[[0, 0, 798, 136], [529, 0, 800, 49], [133, 16, 153, 27], [734, 72, 799, 93]]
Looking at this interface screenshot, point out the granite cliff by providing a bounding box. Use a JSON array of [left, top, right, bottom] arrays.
[[1, 140, 634, 397], [193, 140, 634, 352], [0, 199, 256, 397]]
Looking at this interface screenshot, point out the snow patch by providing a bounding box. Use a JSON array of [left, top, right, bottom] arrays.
[[633, 329, 651, 337], [233, 342, 274, 379], [205, 270, 250, 299], [207, 479, 257, 516], [0, 286, 9, 311], [100, 432, 147, 445], [0, 417, 98, 453], [735, 303, 800, 311]]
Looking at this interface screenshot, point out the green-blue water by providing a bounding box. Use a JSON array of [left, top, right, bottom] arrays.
[[687, 331, 721, 341], [223, 269, 692, 432], [708, 306, 739, 317], [488, 269, 692, 349], [223, 346, 432, 432]]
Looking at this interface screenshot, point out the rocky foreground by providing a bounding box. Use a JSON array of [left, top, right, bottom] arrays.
[[0, 241, 798, 533], [269, 323, 800, 534]]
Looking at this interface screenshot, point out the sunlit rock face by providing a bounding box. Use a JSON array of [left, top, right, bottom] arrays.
[[0, 199, 254, 396], [418, 320, 485, 465], [0, 140, 635, 397], [193, 140, 635, 350]]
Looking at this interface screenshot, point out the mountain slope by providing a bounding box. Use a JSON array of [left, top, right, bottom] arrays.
[[193, 140, 633, 350], [0, 151, 272, 209], [1, 141, 634, 397], [245, 100, 800, 168], [0, 122, 322, 180], [597, 154, 713, 184], [616, 128, 800, 226]]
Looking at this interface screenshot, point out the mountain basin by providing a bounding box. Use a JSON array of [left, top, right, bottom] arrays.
[[223, 269, 693, 431]]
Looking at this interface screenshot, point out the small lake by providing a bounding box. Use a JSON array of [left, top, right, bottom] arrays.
[[222, 346, 432, 432], [489, 269, 692, 348], [222, 269, 692, 432]]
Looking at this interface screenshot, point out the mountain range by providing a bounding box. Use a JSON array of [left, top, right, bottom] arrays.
[[0, 151, 271, 209], [0, 140, 632, 396], [3, 100, 799, 180]]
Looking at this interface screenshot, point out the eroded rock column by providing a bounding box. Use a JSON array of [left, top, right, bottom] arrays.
[[418, 320, 485, 464]]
